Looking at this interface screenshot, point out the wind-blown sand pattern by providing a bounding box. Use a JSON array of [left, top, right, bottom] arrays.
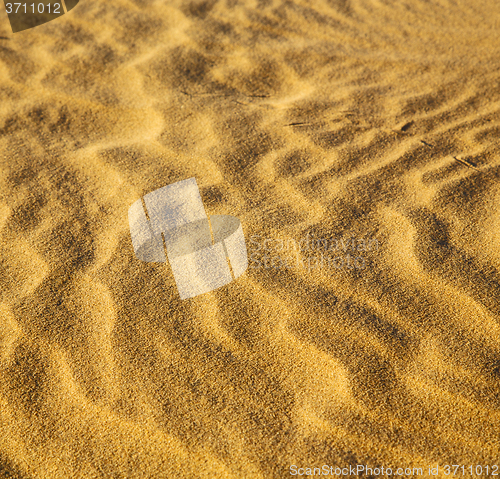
[[1, 0, 500, 477]]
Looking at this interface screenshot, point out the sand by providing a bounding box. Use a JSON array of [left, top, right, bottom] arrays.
[[1, 0, 500, 477]]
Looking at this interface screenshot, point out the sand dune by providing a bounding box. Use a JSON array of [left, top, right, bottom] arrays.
[[1, 0, 500, 477]]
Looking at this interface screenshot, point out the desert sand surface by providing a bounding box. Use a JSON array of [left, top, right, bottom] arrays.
[[1, 0, 500, 477]]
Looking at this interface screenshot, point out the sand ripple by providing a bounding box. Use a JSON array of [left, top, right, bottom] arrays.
[[1, 0, 500, 476]]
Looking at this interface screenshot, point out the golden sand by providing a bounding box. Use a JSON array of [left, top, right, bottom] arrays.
[[1, 0, 500, 477]]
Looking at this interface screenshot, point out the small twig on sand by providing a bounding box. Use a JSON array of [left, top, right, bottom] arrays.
[[453, 156, 480, 172]]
